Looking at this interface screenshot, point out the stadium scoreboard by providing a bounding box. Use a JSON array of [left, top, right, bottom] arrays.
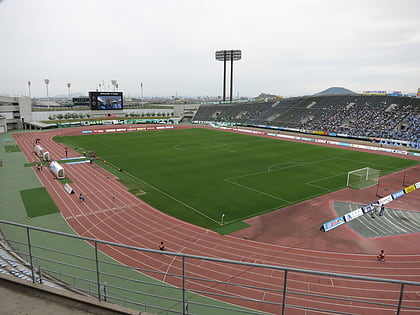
[[89, 91, 123, 110]]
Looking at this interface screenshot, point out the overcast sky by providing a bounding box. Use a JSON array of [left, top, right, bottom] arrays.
[[1, 0, 420, 98]]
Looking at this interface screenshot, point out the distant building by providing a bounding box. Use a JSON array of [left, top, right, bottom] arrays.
[[0, 96, 32, 132], [72, 96, 90, 107]]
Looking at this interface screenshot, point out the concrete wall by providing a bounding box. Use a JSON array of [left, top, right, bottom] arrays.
[[19, 97, 33, 125], [0, 275, 154, 315]]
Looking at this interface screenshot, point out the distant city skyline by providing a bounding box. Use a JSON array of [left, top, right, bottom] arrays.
[[1, 0, 420, 98]]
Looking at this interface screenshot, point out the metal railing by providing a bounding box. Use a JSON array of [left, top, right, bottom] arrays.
[[1, 219, 419, 315]]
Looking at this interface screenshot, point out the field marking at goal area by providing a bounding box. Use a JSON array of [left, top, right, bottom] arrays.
[[336, 157, 396, 172], [98, 155, 394, 226], [228, 155, 394, 186], [227, 157, 343, 181], [226, 156, 348, 181], [223, 157, 352, 205], [223, 178, 292, 203], [224, 172, 346, 205], [305, 173, 347, 191]]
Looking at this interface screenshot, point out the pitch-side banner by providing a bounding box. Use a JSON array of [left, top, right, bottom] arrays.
[[378, 195, 393, 205], [362, 204, 374, 213], [391, 190, 405, 200], [343, 208, 364, 222], [404, 185, 416, 194], [322, 216, 345, 232], [322, 182, 419, 232]]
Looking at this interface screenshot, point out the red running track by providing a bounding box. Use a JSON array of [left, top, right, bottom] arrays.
[[13, 126, 420, 314]]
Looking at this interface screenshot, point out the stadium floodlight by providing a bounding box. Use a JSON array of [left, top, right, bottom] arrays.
[[27, 81, 31, 99], [44, 79, 50, 98], [44, 79, 50, 109], [111, 80, 117, 92], [215, 50, 242, 102], [66, 83, 71, 97], [140, 82, 144, 105], [215, 50, 242, 61]]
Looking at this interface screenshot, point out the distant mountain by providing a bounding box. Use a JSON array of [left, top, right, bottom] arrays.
[[315, 87, 356, 95], [256, 93, 278, 98]]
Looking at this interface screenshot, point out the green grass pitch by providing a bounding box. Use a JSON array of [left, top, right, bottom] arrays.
[[54, 128, 418, 230], [20, 187, 60, 218]]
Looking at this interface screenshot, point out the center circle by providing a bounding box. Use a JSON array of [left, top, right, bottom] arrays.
[[175, 142, 231, 152]]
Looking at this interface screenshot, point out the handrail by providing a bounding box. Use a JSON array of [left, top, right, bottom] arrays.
[[1, 219, 419, 315]]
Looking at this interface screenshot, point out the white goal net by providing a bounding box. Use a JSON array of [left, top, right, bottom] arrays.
[[346, 167, 380, 189]]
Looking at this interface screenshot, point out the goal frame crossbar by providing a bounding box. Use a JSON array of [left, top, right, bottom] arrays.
[[346, 167, 380, 189]]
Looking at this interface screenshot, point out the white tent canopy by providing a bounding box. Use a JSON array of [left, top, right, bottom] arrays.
[[49, 161, 65, 179], [34, 144, 44, 157]]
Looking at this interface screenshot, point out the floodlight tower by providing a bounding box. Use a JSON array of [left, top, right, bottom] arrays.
[[44, 79, 50, 109], [28, 81, 31, 99], [140, 82, 144, 105], [44, 79, 50, 98], [111, 80, 117, 91], [66, 83, 71, 97], [215, 49, 242, 102]]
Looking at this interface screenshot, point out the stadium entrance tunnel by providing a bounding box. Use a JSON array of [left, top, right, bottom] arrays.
[[334, 201, 420, 237]]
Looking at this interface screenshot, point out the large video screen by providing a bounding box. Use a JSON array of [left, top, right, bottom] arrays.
[[89, 91, 123, 110]]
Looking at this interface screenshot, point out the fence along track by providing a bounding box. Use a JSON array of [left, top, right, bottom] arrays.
[[1, 220, 420, 315]]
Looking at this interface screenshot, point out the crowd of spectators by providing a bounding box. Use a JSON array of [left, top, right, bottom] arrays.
[[193, 102, 273, 124], [193, 95, 420, 147], [297, 97, 420, 143]]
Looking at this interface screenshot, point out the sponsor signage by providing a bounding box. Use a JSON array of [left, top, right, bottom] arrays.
[[362, 91, 386, 95], [378, 195, 393, 205], [322, 216, 346, 232], [391, 190, 405, 200], [362, 204, 374, 213], [404, 185, 416, 194], [344, 208, 364, 222]]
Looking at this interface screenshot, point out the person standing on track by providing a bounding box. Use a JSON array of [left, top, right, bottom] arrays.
[[376, 249, 385, 262], [79, 193, 85, 202], [378, 204, 385, 216], [159, 241, 166, 251]]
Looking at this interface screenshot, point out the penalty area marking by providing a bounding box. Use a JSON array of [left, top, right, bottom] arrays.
[[224, 157, 347, 203], [305, 172, 347, 191], [229, 157, 340, 181], [224, 178, 291, 203]]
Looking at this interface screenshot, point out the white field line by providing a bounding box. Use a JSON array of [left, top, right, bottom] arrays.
[[227, 157, 339, 181], [224, 178, 291, 203], [104, 161, 220, 225]]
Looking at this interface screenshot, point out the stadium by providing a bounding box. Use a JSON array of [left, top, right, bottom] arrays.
[[0, 90, 419, 314]]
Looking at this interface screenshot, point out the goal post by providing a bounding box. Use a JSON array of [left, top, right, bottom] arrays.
[[346, 167, 380, 189]]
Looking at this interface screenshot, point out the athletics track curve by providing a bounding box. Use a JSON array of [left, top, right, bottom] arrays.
[[13, 125, 420, 314]]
